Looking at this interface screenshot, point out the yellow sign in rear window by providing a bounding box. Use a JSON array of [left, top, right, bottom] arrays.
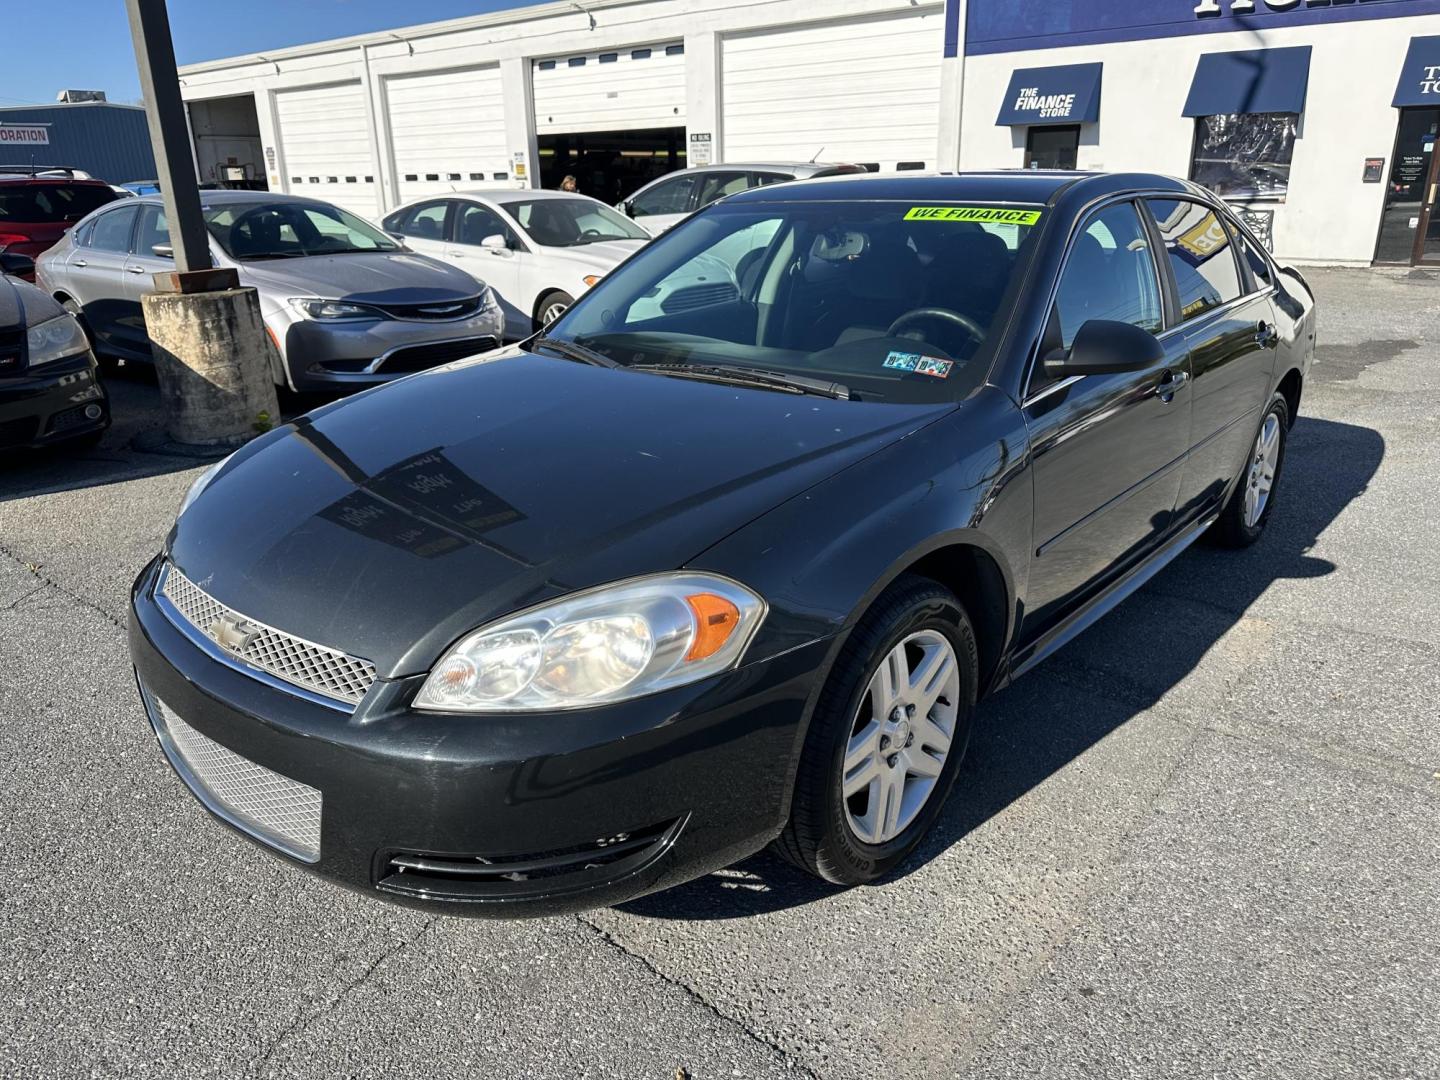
[[904, 206, 1043, 226]]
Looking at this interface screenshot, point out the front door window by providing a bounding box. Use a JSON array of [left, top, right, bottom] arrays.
[[1375, 107, 1440, 265]]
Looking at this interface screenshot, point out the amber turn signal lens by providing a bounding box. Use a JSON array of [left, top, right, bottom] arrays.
[[684, 593, 742, 662]]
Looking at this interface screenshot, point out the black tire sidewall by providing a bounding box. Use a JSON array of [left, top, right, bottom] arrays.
[[810, 582, 977, 883]]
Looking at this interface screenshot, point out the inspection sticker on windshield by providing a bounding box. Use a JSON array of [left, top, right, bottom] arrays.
[[904, 206, 1042, 226], [884, 351, 954, 379]]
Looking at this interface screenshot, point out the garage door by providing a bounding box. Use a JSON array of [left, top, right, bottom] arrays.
[[533, 42, 686, 134], [275, 82, 378, 218], [721, 9, 943, 170], [386, 65, 508, 204]]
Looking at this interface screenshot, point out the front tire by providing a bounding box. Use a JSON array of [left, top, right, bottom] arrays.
[[535, 290, 575, 330], [773, 575, 978, 885], [1210, 392, 1289, 548]]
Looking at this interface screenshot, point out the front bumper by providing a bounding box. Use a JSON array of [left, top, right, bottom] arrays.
[[0, 353, 109, 450], [128, 557, 825, 917], [274, 309, 504, 391]]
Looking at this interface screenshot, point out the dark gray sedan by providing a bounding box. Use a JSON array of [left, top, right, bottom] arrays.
[[35, 192, 505, 392]]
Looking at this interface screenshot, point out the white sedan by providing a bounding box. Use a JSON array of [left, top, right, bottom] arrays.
[[382, 190, 651, 336]]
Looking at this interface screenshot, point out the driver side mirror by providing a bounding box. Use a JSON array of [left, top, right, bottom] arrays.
[[0, 251, 35, 277], [481, 234, 511, 254], [1043, 319, 1165, 379], [151, 243, 173, 259]]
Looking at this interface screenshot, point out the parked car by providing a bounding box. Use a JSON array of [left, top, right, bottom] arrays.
[[0, 250, 109, 452], [0, 173, 118, 277], [619, 161, 868, 234], [383, 190, 651, 334], [129, 171, 1314, 917], [36, 192, 504, 392], [118, 181, 162, 197]]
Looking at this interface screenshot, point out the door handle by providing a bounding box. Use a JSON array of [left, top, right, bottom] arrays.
[[1255, 320, 1280, 349], [125, 265, 146, 275], [1153, 369, 1189, 401], [72, 259, 87, 268]]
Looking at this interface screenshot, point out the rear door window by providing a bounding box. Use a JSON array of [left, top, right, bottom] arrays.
[[630, 174, 698, 218], [388, 201, 450, 241], [88, 206, 140, 253], [1146, 199, 1245, 321], [696, 172, 749, 209]]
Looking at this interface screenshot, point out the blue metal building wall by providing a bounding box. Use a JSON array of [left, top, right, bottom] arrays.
[[0, 104, 156, 182]]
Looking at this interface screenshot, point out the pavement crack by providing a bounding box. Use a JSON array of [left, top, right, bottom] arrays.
[[0, 541, 126, 631], [250, 916, 439, 1077], [574, 914, 824, 1078]]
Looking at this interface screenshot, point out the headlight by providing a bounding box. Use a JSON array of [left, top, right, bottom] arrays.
[[26, 314, 89, 368], [176, 451, 234, 519], [287, 298, 382, 321], [415, 573, 766, 713]]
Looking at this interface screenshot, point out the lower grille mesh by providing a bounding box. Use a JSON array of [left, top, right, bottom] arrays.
[[152, 694, 322, 862]]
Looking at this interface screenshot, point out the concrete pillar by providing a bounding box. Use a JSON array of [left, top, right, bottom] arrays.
[[686, 30, 722, 164], [142, 288, 280, 447], [500, 57, 540, 190]]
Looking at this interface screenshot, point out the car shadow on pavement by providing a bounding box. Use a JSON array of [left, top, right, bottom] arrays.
[[619, 415, 1385, 921]]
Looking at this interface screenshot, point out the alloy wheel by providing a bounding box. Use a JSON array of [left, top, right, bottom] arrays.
[[1244, 413, 1281, 527], [841, 629, 960, 845]]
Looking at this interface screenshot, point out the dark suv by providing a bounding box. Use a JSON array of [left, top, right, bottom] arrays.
[[0, 174, 119, 277]]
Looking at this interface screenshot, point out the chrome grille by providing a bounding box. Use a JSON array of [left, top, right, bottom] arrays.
[[151, 694, 322, 862], [159, 563, 377, 707]]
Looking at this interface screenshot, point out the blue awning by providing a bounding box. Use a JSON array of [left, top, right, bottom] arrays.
[[996, 63, 1103, 127], [1183, 47, 1312, 117], [1394, 36, 1440, 107]]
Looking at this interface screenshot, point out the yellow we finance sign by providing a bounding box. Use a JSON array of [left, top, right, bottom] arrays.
[[904, 206, 1043, 226]]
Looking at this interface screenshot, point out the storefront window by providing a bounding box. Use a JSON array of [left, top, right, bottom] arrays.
[[1189, 113, 1298, 201]]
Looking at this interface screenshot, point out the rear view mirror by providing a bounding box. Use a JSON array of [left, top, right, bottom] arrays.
[[152, 243, 173, 259], [0, 251, 35, 277], [1044, 319, 1165, 379]]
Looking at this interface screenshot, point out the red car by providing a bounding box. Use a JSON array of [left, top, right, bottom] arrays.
[[0, 175, 118, 278]]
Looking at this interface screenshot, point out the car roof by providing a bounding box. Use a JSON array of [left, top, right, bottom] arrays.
[[0, 173, 112, 186], [125, 189, 329, 207], [722, 169, 1193, 206], [445, 188, 604, 204]]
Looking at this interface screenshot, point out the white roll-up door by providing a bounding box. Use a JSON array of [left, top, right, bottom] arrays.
[[385, 65, 508, 204], [275, 82, 378, 218], [533, 42, 686, 134], [721, 9, 943, 170]]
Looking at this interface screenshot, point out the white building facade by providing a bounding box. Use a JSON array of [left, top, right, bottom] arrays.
[[176, 0, 1440, 265]]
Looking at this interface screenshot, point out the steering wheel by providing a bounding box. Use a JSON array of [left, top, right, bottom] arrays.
[[886, 307, 986, 345]]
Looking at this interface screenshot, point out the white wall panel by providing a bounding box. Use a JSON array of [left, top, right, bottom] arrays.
[[386, 65, 508, 202], [275, 82, 377, 217], [721, 9, 943, 169], [533, 43, 686, 134]]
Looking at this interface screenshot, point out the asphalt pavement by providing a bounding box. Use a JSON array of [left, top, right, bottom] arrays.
[[1, 267, 1437, 1079]]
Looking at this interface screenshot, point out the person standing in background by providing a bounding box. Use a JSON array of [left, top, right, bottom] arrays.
[[559, 175, 579, 193]]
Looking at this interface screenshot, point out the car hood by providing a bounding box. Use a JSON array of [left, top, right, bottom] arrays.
[[237, 250, 484, 301], [0, 273, 61, 329], [542, 238, 647, 270], [169, 348, 951, 677]]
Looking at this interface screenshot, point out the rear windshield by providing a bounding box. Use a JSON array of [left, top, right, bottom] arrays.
[[545, 200, 1042, 404], [0, 183, 115, 223]]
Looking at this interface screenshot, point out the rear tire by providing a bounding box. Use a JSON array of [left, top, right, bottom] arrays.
[[1210, 392, 1289, 548], [773, 575, 978, 885]]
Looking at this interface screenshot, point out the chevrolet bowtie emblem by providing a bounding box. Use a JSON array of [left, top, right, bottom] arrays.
[[210, 614, 259, 654]]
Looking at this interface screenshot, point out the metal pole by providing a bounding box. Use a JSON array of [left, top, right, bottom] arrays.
[[124, 0, 212, 275]]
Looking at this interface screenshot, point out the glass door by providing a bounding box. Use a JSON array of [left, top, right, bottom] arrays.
[[1024, 126, 1080, 170], [1375, 107, 1440, 265]]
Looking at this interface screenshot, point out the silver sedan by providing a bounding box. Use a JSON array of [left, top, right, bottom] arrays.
[[36, 191, 504, 392]]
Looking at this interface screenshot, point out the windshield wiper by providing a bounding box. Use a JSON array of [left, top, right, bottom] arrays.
[[629, 362, 851, 401], [531, 335, 619, 368]]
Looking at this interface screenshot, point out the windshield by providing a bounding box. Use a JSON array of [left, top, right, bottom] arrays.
[[203, 201, 400, 260], [542, 200, 1041, 403], [507, 197, 650, 247], [0, 183, 115, 223]]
